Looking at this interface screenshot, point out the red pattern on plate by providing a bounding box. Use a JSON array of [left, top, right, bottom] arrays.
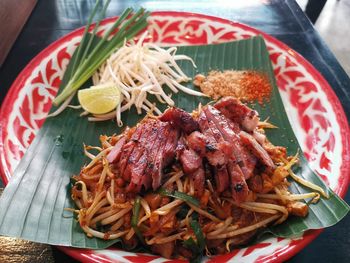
[[0, 11, 349, 263]]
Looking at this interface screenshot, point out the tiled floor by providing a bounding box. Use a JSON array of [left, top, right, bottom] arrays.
[[297, 0, 350, 75]]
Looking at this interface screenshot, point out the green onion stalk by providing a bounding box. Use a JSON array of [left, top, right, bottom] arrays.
[[131, 196, 146, 245], [159, 188, 200, 207], [53, 1, 149, 106]]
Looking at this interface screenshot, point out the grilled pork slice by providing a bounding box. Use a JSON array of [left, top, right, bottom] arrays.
[[200, 106, 260, 202], [160, 108, 206, 194], [186, 131, 231, 167], [126, 122, 160, 192], [214, 97, 260, 132], [179, 149, 202, 174], [203, 105, 257, 179], [227, 162, 250, 203], [151, 125, 179, 190], [176, 137, 205, 195], [106, 135, 127, 163], [197, 109, 249, 200], [186, 131, 207, 156], [239, 131, 275, 171], [191, 167, 205, 195], [196, 112, 232, 193], [119, 120, 179, 192], [118, 125, 145, 181], [159, 107, 199, 134], [123, 122, 156, 184], [214, 167, 230, 193], [143, 123, 171, 189], [197, 112, 235, 164]]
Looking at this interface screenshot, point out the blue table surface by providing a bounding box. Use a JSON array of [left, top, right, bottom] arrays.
[[0, 0, 349, 262]]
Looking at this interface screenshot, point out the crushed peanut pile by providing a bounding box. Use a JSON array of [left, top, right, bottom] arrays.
[[193, 70, 272, 102]]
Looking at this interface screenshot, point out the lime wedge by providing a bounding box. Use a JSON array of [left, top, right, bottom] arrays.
[[78, 83, 121, 114]]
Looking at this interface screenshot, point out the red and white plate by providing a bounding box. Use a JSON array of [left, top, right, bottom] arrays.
[[0, 12, 349, 263]]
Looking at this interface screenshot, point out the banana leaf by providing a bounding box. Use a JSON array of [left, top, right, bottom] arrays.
[[0, 35, 348, 250]]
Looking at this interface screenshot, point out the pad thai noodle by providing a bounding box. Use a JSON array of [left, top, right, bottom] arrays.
[[70, 97, 326, 260]]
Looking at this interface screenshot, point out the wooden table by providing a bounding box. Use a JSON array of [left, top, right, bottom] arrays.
[[0, 0, 349, 262], [0, 0, 37, 66]]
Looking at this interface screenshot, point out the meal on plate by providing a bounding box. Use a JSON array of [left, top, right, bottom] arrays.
[[0, 1, 348, 263], [70, 97, 326, 260]]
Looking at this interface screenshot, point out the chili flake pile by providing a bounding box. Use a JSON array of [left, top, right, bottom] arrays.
[[193, 70, 272, 103]]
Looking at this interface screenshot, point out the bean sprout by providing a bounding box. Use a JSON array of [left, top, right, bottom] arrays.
[[92, 31, 204, 126]]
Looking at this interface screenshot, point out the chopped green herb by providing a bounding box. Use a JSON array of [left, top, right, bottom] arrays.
[[190, 220, 205, 252], [159, 188, 200, 207], [183, 219, 205, 263], [131, 196, 146, 245], [176, 204, 190, 219]]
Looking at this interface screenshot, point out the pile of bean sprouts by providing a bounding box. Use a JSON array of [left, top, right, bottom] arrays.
[[91, 32, 204, 126]]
